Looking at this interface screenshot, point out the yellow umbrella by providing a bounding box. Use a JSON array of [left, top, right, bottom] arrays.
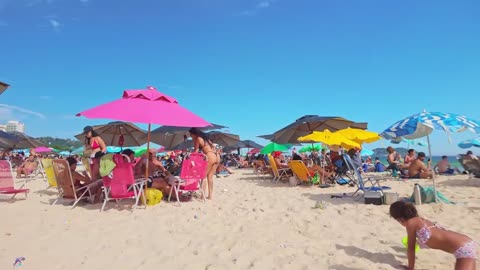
[[298, 129, 360, 150], [334, 127, 381, 144]]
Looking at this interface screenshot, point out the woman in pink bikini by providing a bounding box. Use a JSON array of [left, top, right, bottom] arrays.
[[390, 201, 477, 270], [83, 126, 106, 159]]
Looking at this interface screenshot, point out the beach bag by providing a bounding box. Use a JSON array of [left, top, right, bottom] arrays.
[[289, 176, 298, 186], [409, 184, 454, 204], [144, 188, 163, 206]]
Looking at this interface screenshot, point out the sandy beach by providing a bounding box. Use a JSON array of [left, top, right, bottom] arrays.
[[2, 169, 480, 270]]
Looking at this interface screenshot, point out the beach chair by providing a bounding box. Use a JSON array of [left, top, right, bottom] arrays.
[[168, 152, 206, 205], [101, 154, 147, 212], [343, 154, 391, 200], [0, 160, 29, 200], [458, 155, 480, 178], [253, 159, 271, 179], [268, 155, 290, 183], [41, 158, 57, 189], [51, 159, 98, 208], [288, 160, 316, 185]]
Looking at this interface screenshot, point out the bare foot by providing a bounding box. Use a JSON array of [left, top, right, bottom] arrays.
[[206, 196, 212, 200]]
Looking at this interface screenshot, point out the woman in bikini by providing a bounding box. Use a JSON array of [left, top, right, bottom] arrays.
[[83, 126, 106, 159], [390, 201, 477, 270], [189, 127, 219, 200]]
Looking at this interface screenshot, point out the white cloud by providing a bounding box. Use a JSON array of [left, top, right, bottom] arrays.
[[0, 104, 46, 121], [49, 18, 60, 31], [238, 0, 275, 16]]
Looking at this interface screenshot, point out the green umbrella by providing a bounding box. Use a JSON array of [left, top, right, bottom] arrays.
[[260, 142, 292, 154], [299, 144, 323, 153], [134, 147, 148, 157]]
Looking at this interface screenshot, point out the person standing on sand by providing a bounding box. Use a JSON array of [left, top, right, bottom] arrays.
[[189, 127, 219, 200], [408, 152, 433, 179], [390, 201, 478, 270]]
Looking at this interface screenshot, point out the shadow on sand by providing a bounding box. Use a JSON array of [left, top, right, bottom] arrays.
[[336, 244, 402, 267], [438, 178, 480, 188]]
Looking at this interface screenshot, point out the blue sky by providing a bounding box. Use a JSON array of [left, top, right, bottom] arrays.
[[0, 0, 479, 155]]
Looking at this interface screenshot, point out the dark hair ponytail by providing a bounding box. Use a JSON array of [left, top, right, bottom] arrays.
[[189, 127, 213, 147], [389, 201, 418, 220]]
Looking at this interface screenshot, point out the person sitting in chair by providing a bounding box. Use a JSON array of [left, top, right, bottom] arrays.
[[16, 155, 37, 178]]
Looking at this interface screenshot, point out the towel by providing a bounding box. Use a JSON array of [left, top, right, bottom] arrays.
[[99, 154, 116, 177]]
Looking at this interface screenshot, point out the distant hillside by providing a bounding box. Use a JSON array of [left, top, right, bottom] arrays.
[[36, 137, 83, 151], [373, 147, 409, 157]]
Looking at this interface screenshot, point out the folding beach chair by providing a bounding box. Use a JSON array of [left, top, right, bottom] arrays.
[[0, 160, 29, 200], [41, 158, 57, 189], [51, 159, 99, 208], [458, 154, 480, 178], [268, 155, 290, 183], [288, 160, 316, 185], [253, 159, 271, 179], [101, 154, 147, 212], [343, 154, 391, 200], [168, 152, 206, 205]]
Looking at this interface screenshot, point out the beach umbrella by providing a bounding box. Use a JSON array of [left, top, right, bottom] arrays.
[[74, 121, 147, 147], [248, 148, 260, 155], [298, 130, 360, 150], [170, 140, 194, 151], [389, 137, 428, 147], [257, 134, 274, 140], [2, 132, 43, 149], [34, 146, 53, 153], [76, 86, 211, 182], [0, 130, 18, 148], [207, 131, 240, 147], [267, 115, 367, 144], [260, 142, 292, 154], [0, 81, 9, 96], [381, 111, 480, 202], [59, 151, 70, 156], [360, 148, 374, 156], [147, 123, 226, 149], [458, 137, 480, 149], [299, 144, 322, 153], [334, 127, 381, 144], [71, 146, 85, 155]]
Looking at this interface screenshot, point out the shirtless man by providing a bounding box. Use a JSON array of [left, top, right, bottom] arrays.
[[434, 155, 461, 175], [134, 149, 173, 196], [16, 155, 37, 178], [408, 152, 433, 179]]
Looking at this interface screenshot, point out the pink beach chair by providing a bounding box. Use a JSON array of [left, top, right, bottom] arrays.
[[168, 152, 207, 205], [0, 160, 29, 200], [101, 154, 147, 212]]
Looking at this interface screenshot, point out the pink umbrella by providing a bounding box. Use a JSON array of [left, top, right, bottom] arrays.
[[248, 148, 260, 155], [76, 86, 211, 181], [35, 146, 53, 153]]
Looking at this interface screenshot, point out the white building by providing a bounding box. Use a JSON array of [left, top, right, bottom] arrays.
[[6, 121, 25, 133], [0, 125, 6, 132]]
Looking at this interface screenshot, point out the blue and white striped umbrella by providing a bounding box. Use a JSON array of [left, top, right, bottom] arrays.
[[390, 137, 428, 147], [381, 112, 480, 140], [381, 111, 480, 203], [458, 137, 480, 149]]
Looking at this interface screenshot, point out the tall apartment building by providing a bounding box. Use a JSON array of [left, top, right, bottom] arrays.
[[0, 125, 6, 132], [6, 121, 25, 133]]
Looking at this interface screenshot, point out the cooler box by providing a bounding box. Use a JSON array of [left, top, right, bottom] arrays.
[[364, 191, 384, 205]]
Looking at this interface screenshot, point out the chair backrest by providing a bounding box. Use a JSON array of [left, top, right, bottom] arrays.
[[104, 154, 135, 197], [343, 154, 365, 190], [267, 155, 280, 177], [288, 160, 310, 182], [0, 160, 14, 190], [179, 153, 208, 190], [41, 158, 57, 187], [52, 159, 77, 199], [457, 155, 480, 176]]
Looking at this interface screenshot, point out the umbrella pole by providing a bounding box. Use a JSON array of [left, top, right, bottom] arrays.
[[426, 134, 437, 203], [144, 124, 151, 205]]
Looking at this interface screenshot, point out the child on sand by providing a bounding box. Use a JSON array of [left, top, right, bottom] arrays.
[[389, 201, 477, 270]]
